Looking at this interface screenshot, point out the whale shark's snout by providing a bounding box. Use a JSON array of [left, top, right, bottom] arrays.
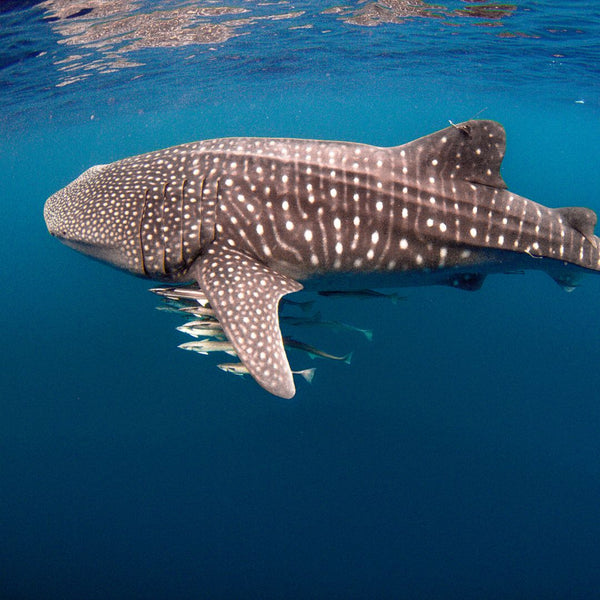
[[45, 164, 107, 237], [44, 163, 147, 274]]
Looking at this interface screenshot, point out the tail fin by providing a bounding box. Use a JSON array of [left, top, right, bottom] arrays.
[[294, 368, 316, 384]]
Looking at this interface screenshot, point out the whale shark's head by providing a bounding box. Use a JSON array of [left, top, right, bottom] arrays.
[[44, 163, 146, 275], [44, 142, 211, 281]]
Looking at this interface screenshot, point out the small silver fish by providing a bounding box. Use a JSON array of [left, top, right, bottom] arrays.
[[150, 286, 211, 306], [176, 321, 226, 339], [156, 299, 217, 318], [281, 312, 373, 341], [279, 298, 315, 313], [156, 305, 190, 315], [178, 339, 237, 356], [282, 337, 353, 364], [178, 306, 217, 319], [320, 319, 373, 341], [318, 289, 407, 304], [217, 362, 316, 383]]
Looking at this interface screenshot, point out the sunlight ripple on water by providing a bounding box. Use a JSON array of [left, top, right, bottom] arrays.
[[0, 0, 598, 131]]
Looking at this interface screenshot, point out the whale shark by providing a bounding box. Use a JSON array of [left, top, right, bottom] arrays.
[[44, 120, 600, 398]]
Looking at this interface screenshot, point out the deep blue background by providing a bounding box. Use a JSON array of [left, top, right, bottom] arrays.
[[2, 3, 600, 598]]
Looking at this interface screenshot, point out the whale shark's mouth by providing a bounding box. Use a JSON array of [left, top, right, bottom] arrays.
[[55, 236, 139, 275]]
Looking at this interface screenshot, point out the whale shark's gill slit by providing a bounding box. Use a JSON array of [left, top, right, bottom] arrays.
[[139, 188, 150, 277], [197, 176, 206, 252], [160, 181, 168, 275], [200, 178, 217, 249], [179, 178, 187, 266]]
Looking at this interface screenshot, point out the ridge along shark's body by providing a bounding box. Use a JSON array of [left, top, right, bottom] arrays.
[[44, 120, 600, 398]]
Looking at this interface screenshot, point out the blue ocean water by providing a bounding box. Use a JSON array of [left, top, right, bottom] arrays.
[[2, 1, 600, 598]]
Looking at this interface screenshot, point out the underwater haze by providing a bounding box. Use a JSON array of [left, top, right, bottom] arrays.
[[2, 1, 600, 598]]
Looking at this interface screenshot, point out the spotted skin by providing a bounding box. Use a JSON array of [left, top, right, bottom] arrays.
[[194, 245, 302, 398], [45, 120, 600, 397]]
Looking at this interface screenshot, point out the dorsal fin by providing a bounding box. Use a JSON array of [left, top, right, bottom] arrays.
[[555, 206, 599, 248], [393, 119, 507, 189]]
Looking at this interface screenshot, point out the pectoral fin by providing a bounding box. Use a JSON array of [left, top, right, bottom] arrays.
[[190, 243, 303, 398]]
